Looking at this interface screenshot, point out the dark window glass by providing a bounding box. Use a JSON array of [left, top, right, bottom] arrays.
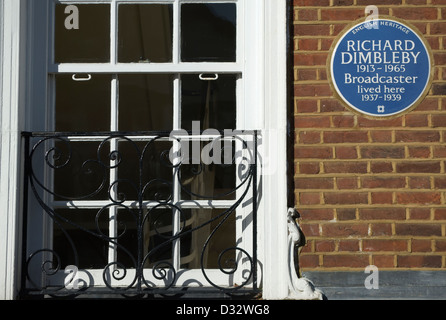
[[181, 74, 237, 131], [181, 3, 236, 62], [55, 4, 110, 63], [119, 74, 174, 132], [118, 4, 173, 63], [53, 141, 110, 201], [53, 209, 109, 269], [55, 74, 111, 132]]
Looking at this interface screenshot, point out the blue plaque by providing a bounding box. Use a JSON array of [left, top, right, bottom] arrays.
[[329, 18, 432, 117]]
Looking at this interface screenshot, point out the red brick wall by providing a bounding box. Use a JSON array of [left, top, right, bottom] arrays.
[[293, 0, 446, 271]]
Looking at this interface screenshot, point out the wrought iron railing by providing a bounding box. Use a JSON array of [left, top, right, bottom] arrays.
[[21, 131, 259, 299]]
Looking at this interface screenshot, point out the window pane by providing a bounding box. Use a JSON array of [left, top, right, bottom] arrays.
[[55, 4, 110, 63], [118, 4, 173, 63], [181, 209, 236, 269], [53, 209, 109, 269], [179, 141, 236, 201], [55, 74, 111, 132], [53, 141, 110, 201], [118, 74, 174, 132], [181, 74, 237, 131], [181, 3, 236, 62], [115, 140, 173, 202]]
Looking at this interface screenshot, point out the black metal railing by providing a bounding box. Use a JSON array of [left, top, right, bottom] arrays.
[[21, 131, 259, 299]]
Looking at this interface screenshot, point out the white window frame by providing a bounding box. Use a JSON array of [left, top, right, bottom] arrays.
[[0, 0, 289, 300]]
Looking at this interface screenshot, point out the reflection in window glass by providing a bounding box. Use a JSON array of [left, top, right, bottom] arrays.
[[179, 141, 236, 201], [181, 209, 236, 269], [53, 209, 109, 269], [116, 140, 173, 202], [55, 74, 111, 132], [55, 4, 110, 63], [118, 4, 173, 63], [119, 74, 174, 132], [53, 141, 110, 201], [181, 74, 237, 131], [181, 3, 236, 62]]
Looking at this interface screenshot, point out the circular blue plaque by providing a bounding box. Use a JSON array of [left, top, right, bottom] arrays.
[[330, 18, 432, 117]]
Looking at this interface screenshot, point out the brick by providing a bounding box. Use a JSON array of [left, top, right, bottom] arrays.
[[358, 117, 402, 128], [411, 239, 432, 252], [370, 161, 393, 173], [295, 146, 333, 159], [359, 208, 406, 220], [396, 161, 441, 173], [299, 255, 320, 269], [295, 68, 317, 81], [363, 240, 408, 252], [395, 223, 442, 236], [433, 83, 446, 95], [409, 208, 431, 220], [296, 9, 318, 21], [338, 240, 359, 252], [360, 146, 404, 159], [336, 177, 358, 190], [332, 116, 355, 128], [434, 177, 446, 189], [321, 223, 368, 237], [299, 192, 321, 205], [324, 161, 367, 174], [323, 254, 369, 268], [323, 131, 369, 143], [296, 99, 318, 113], [405, 114, 428, 127], [395, 131, 440, 143], [332, 0, 354, 5], [432, 114, 446, 128], [337, 208, 356, 221], [371, 192, 393, 204], [434, 208, 446, 220], [407, 146, 431, 159], [434, 53, 446, 66], [298, 131, 321, 144], [294, 53, 327, 66], [320, 8, 363, 21], [294, 0, 329, 6], [431, 22, 446, 35], [335, 146, 357, 159], [301, 223, 321, 237], [435, 240, 446, 252], [324, 192, 368, 205], [294, 84, 332, 97], [372, 255, 395, 268], [320, 98, 345, 112], [299, 208, 334, 221], [357, 0, 401, 4], [370, 223, 392, 236], [408, 177, 431, 189], [295, 177, 334, 189], [295, 116, 330, 128], [299, 162, 320, 174], [315, 240, 336, 252], [297, 38, 319, 51], [392, 7, 437, 20], [397, 255, 442, 268], [294, 24, 330, 36], [361, 177, 405, 189], [396, 192, 441, 205], [370, 131, 392, 143]]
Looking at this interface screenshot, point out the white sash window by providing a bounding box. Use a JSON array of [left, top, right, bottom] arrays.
[[0, 0, 291, 300]]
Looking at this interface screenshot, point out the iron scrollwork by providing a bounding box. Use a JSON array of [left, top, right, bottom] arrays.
[[21, 131, 259, 298]]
